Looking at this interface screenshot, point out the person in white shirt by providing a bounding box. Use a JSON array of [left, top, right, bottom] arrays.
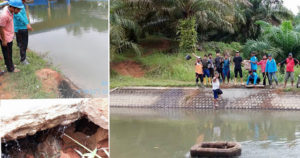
[[212, 72, 223, 107]]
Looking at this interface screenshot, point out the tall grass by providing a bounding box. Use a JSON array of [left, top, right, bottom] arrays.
[[110, 41, 300, 88]]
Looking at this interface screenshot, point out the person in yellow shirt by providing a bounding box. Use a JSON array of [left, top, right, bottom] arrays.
[[195, 57, 204, 87]]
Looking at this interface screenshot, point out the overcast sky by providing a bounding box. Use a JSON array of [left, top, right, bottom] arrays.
[[283, 0, 300, 15]]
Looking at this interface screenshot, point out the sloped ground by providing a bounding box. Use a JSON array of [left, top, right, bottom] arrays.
[[110, 87, 300, 110], [111, 61, 145, 78]]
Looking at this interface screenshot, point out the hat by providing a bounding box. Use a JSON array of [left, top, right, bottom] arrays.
[[268, 54, 272, 57], [8, 0, 24, 9], [289, 53, 293, 56]]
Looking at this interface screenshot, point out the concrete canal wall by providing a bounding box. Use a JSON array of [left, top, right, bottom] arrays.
[[110, 87, 300, 110]]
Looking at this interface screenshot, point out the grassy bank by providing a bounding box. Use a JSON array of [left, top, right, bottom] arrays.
[[110, 40, 300, 89], [0, 41, 60, 98]]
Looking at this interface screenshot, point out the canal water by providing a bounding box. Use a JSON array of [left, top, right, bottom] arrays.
[[111, 108, 300, 158], [27, 0, 108, 97]]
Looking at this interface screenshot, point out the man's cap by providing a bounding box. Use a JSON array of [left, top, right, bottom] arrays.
[[289, 53, 293, 56]]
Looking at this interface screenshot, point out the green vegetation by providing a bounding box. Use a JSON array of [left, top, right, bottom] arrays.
[[243, 20, 300, 61], [110, 0, 292, 57], [0, 42, 60, 98], [177, 17, 197, 54], [110, 0, 300, 89], [111, 40, 300, 88]]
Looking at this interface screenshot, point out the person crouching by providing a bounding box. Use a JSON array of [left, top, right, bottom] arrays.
[[246, 70, 261, 86]]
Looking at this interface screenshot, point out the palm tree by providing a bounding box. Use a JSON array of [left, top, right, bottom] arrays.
[[243, 20, 300, 61], [236, 0, 293, 41]]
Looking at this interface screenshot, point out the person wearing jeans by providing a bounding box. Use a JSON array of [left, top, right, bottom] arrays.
[[14, 0, 33, 65], [0, 0, 23, 72], [265, 54, 278, 86]]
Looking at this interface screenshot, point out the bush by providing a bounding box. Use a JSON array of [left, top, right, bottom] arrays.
[[177, 17, 197, 54]]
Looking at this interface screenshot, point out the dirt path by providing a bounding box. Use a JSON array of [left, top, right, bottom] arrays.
[[111, 39, 173, 78]]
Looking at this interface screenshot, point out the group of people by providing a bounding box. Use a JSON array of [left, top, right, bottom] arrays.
[[193, 50, 245, 87], [193, 51, 299, 88], [0, 0, 32, 76], [193, 50, 299, 107]]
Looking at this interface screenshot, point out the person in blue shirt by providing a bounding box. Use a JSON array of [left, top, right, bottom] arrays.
[[265, 54, 278, 86], [247, 70, 261, 85], [250, 51, 258, 72], [14, 0, 33, 65], [222, 53, 230, 84]]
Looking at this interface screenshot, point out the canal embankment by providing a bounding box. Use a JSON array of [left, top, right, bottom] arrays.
[[0, 43, 84, 99], [110, 87, 300, 110]]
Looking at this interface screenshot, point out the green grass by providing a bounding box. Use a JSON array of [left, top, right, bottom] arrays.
[[110, 40, 300, 90], [0, 41, 60, 98]]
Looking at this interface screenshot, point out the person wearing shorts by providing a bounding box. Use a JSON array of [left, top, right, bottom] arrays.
[[212, 72, 222, 108], [279, 53, 299, 88], [233, 51, 243, 85]]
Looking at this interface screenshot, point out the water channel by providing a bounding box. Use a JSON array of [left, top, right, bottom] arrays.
[[111, 108, 300, 158], [27, 0, 108, 97]]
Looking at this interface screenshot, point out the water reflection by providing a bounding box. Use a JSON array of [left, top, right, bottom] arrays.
[[26, 0, 108, 97], [111, 109, 300, 158]]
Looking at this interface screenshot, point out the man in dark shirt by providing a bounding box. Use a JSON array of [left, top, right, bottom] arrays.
[[202, 54, 210, 85], [208, 53, 214, 79], [233, 51, 243, 85], [214, 50, 224, 82]]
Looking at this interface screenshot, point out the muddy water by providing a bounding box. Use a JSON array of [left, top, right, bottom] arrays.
[[27, 0, 108, 97], [111, 108, 300, 158]]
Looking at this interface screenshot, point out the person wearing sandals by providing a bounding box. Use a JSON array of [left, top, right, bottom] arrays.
[[212, 72, 222, 108], [0, 0, 24, 73]]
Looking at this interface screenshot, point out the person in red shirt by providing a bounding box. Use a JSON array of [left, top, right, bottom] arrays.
[[257, 54, 269, 85], [279, 53, 299, 88]]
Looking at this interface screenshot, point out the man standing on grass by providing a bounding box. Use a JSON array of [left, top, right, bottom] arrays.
[[279, 53, 299, 88], [202, 55, 211, 85], [257, 54, 269, 86], [195, 57, 204, 87], [14, 0, 33, 65], [214, 50, 223, 82], [208, 53, 214, 79], [233, 51, 243, 85], [0, 0, 24, 72], [222, 53, 230, 84], [265, 54, 278, 87], [250, 51, 258, 72]]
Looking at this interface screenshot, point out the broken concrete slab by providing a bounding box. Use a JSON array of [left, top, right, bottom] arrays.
[[0, 98, 108, 142]]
